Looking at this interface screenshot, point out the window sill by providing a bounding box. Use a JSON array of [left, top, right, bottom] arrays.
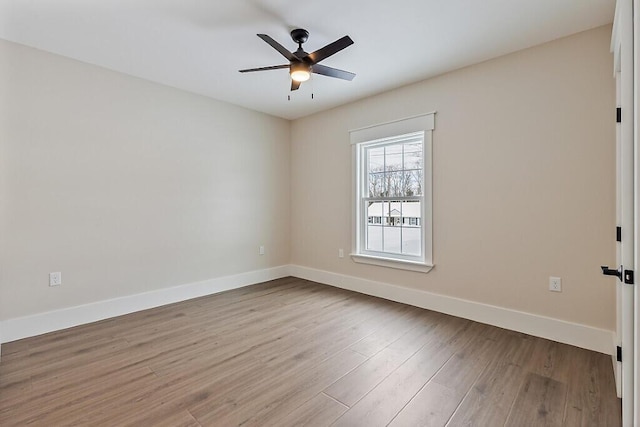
[[350, 254, 434, 273]]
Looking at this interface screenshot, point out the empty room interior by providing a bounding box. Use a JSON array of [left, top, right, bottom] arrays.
[[1, 0, 638, 426]]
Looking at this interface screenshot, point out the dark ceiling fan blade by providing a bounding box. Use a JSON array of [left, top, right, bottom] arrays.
[[291, 80, 301, 91], [239, 64, 289, 73], [306, 35, 354, 64], [257, 34, 297, 61], [311, 64, 355, 81]]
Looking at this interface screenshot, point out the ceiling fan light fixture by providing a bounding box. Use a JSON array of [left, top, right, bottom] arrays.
[[290, 62, 311, 82]]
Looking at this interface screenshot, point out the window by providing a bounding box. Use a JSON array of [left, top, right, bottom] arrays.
[[351, 113, 434, 272]]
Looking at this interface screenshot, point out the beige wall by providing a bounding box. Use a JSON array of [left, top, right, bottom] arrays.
[[290, 25, 616, 330], [0, 40, 290, 320], [0, 25, 616, 334]]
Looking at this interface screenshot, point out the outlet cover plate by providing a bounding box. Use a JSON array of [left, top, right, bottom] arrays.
[[49, 272, 62, 287], [549, 276, 562, 292]]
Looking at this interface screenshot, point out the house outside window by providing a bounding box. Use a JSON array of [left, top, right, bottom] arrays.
[[350, 113, 434, 272]]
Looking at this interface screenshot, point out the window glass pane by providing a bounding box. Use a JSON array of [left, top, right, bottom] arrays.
[[382, 202, 400, 226], [368, 146, 386, 196], [386, 171, 404, 197], [368, 147, 384, 172], [404, 142, 422, 196], [367, 227, 381, 251], [401, 201, 420, 226], [369, 172, 384, 197], [403, 142, 422, 170], [388, 201, 402, 225], [366, 201, 383, 251], [401, 201, 421, 255], [402, 227, 421, 256], [383, 225, 401, 254], [404, 170, 422, 196], [367, 226, 382, 251], [385, 144, 403, 171], [367, 201, 382, 223], [386, 145, 403, 197]]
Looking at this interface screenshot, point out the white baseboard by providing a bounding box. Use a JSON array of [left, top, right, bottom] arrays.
[[0, 264, 615, 358], [288, 265, 614, 355], [0, 265, 289, 344]]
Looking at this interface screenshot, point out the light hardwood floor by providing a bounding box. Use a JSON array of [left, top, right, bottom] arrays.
[[0, 277, 621, 426]]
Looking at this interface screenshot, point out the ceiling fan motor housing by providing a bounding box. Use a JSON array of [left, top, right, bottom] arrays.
[[290, 28, 309, 45]]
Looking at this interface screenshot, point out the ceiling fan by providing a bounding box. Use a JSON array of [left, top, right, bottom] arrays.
[[239, 29, 355, 91]]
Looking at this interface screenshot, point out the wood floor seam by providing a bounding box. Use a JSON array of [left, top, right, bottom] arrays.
[[322, 392, 350, 409]]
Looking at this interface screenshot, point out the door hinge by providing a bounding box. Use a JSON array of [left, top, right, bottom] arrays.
[[617, 226, 622, 242], [624, 270, 634, 285], [617, 107, 622, 123], [617, 345, 622, 362]]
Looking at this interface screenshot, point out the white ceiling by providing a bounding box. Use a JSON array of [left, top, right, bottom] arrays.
[[0, 0, 615, 120]]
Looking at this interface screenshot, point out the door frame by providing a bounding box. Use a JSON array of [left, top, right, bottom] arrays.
[[612, 1, 635, 425], [634, 0, 640, 424]]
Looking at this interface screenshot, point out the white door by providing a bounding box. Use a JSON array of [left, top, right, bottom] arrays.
[[610, 1, 634, 425], [633, 0, 640, 423]]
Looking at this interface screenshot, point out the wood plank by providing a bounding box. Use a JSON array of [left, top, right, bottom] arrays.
[[348, 307, 429, 357], [276, 393, 348, 427], [446, 333, 537, 427], [563, 347, 622, 426], [324, 346, 412, 407], [525, 338, 575, 384], [504, 372, 567, 427], [125, 409, 202, 427], [388, 382, 459, 427], [188, 349, 366, 426], [324, 311, 446, 407], [387, 325, 506, 427], [331, 316, 475, 427], [0, 366, 158, 426]]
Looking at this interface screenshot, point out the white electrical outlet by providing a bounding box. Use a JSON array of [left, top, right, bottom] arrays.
[[259, 246, 265, 255], [338, 249, 344, 258], [49, 272, 62, 287], [549, 276, 562, 292]]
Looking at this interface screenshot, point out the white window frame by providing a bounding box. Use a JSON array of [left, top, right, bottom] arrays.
[[350, 112, 435, 273]]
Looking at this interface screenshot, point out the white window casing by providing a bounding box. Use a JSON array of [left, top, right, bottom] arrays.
[[350, 112, 435, 272]]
